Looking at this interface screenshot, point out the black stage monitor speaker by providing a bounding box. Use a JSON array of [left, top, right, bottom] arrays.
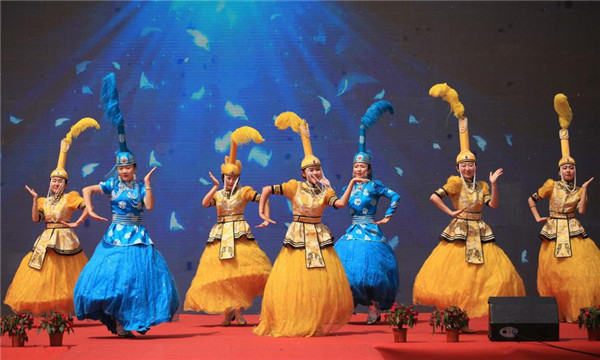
[[488, 296, 559, 342]]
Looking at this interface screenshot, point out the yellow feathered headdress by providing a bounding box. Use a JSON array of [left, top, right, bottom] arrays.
[[221, 126, 265, 176], [275, 111, 320, 169], [429, 83, 475, 164], [554, 93, 575, 167], [51, 117, 100, 179]]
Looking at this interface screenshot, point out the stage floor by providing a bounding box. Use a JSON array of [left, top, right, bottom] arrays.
[[1, 314, 598, 359]]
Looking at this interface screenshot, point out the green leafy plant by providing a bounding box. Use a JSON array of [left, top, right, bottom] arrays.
[[578, 306, 600, 330], [384, 303, 419, 329], [1, 312, 34, 342], [37, 312, 75, 335], [429, 306, 469, 332]]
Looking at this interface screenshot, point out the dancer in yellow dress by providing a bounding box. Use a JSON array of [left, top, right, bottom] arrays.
[[528, 94, 600, 322], [4, 118, 100, 314], [253, 112, 366, 337], [413, 84, 525, 318], [184, 126, 272, 326]]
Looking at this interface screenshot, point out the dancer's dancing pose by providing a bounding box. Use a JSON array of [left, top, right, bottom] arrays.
[[334, 101, 400, 324], [528, 94, 600, 322], [4, 118, 99, 314], [74, 73, 179, 336], [254, 112, 365, 337], [413, 83, 525, 318], [184, 126, 272, 326]]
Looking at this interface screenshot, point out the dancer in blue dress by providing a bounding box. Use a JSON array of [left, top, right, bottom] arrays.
[[73, 73, 179, 337], [334, 101, 400, 325]]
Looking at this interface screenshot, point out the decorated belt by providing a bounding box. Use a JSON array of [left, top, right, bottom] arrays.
[[352, 215, 375, 224], [549, 211, 576, 219], [456, 211, 482, 221], [217, 214, 245, 223], [293, 215, 322, 224], [112, 214, 143, 225], [45, 223, 69, 229], [550, 211, 575, 258]]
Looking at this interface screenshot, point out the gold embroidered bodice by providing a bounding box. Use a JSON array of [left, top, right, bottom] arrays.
[[548, 181, 582, 214], [212, 186, 258, 216]]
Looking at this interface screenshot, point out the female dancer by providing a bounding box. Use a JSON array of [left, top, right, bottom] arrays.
[[74, 73, 179, 336], [4, 118, 99, 314], [184, 126, 272, 326], [528, 94, 600, 322], [253, 112, 365, 337], [413, 84, 525, 318], [334, 101, 400, 324]]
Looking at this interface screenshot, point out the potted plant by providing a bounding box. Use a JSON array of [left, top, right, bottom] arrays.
[[429, 306, 469, 342], [1, 312, 34, 347], [384, 303, 418, 342], [37, 312, 75, 346], [578, 306, 600, 341]]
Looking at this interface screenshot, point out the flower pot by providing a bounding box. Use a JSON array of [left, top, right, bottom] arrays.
[[49, 332, 64, 346], [11, 334, 25, 347], [587, 327, 600, 341], [446, 328, 460, 342], [393, 328, 407, 343]]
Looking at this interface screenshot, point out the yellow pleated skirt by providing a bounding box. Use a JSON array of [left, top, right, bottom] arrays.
[[254, 246, 354, 337], [184, 237, 272, 314], [538, 236, 600, 322], [4, 250, 88, 315], [413, 241, 526, 318]]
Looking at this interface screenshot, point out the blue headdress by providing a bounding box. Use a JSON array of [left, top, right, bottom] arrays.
[[101, 72, 135, 166], [354, 100, 395, 163]]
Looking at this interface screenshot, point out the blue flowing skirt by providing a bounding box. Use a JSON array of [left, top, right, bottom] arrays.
[[74, 240, 179, 334], [334, 223, 399, 310]]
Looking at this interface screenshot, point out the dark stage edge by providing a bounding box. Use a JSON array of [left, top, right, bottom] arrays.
[[1, 314, 598, 359]]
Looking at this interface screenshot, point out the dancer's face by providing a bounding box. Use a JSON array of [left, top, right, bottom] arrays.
[[353, 162, 371, 179], [118, 164, 136, 182], [559, 164, 575, 182], [303, 166, 323, 185], [457, 161, 476, 180], [49, 177, 65, 194], [223, 174, 238, 190]]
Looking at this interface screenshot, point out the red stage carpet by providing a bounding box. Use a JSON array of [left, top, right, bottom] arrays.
[[1, 314, 599, 359]]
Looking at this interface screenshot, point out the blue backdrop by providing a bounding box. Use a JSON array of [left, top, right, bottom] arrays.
[[2, 1, 599, 314]]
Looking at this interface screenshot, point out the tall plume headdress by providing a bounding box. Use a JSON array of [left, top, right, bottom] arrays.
[[221, 126, 265, 176], [275, 111, 320, 170], [554, 93, 575, 167], [51, 117, 100, 179], [354, 100, 395, 164], [101, 72, 135, 166], [429, 83, 474, 164]]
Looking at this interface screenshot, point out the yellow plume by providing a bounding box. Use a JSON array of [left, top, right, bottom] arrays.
[[554, 93, 573, 129], [64, 117, 101, 144], [51, 117, 100, 179], [222, 126, 265, 176], [429, 83, 465, 119], [231, 126, 265, 146], [275, 111, 305, 134]]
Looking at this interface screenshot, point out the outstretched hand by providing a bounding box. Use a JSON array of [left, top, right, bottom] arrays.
[[582, 177, 595, 189], [144, 167, 158, 184], [375, 216, 391, 225], [256, 219, 274, 228], [351, 177, 369, 185], [209, 171, 220, 187], [61, 220, 83, 228], [88, 210, 108, 222], [25, 185, 38, 199], [258, 213, 276, 227], [489, 168, 503, 184]]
